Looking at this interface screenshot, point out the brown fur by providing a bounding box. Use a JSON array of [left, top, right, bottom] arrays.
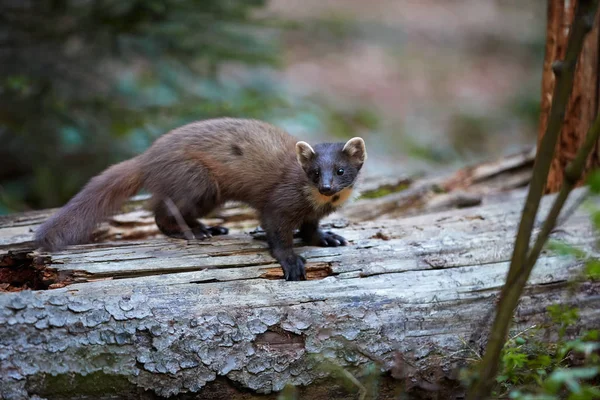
[[35, 157, 143, 251], [35, 118, 364, 280]]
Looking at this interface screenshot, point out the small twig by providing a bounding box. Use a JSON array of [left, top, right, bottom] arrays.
[[339, 368, 367, 400], [507, 325, 538, 343], [309, 353, 368, 400], [458, 336, 483, 360], [163, 197, 195, 241]]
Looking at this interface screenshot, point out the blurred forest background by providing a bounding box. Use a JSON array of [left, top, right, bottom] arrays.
[[0, 0, 544, 214]]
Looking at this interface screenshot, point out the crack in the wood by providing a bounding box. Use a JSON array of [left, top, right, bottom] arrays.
[[53, 256, 339, 284], [0, 250, 71, 291], [190, 278, 221, 284], [65, 256, 157, 264], [206, 248, 269, 257], [536, 279, 568, 287]]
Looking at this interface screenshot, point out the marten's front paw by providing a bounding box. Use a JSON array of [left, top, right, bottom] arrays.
[[315, 231, 348, 247], [281, 254, 307, 281]]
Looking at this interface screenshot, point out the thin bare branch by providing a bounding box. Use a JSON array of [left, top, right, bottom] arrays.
[[467, 1, 599, 398], [163, 197, 195, 241], [526, 112, 600, 267]]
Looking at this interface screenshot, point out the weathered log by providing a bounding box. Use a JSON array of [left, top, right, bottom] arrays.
[[339, 146, 535, 222], [0, 184, 598, 399]]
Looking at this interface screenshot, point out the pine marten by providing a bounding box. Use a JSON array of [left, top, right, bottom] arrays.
[[35, 118, 367, 281]]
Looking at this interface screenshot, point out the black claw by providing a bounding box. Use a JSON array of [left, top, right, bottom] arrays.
[[208, 226, 229, 236], [191, 226, 211, 240], [316, 231, 348, 248], [190, 225, 229, 240]]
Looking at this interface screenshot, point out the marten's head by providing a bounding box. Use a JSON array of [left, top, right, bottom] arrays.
[[295, 137, 366, 199]]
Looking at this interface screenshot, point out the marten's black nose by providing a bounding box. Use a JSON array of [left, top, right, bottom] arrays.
[[319, 185, 335, 196]]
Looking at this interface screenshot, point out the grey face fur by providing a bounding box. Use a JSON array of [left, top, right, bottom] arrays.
[[296, 137, 367, 196]]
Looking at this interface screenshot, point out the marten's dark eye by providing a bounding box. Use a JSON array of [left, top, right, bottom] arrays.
[[336, 168, 344, 176], [314, 170, 320, 177]]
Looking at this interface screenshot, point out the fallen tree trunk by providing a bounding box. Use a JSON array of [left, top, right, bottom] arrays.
[[0, 181, 598, 399]]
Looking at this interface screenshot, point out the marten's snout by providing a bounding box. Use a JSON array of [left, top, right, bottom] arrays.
[[317, 170, 336, 196], [319, 184, 336, 196]]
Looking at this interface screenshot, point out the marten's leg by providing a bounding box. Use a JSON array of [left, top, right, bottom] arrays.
[[154, 202, 228, 240], [186, 202, 229, 238], [154, 202, 191, 240], [147, 162, 228, 240], [261, 211, 305, 281], [298, 218, 348, 247]]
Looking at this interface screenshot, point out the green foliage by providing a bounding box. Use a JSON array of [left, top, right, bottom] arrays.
[[401, 135, 456, 164], [545, 238, 600, 281], [547, 305, 579, 340], [546, 240, 587, 259], [359, 181, 411, 199], [493, 326, 552, 392], [462, 250, 600, 400], [277, 384, 298, 400], [486, 216, 600, 399], [325, 107, 380, 139], [302, 14, 361, 51], [448, 113, 488, 157], [490, 305, 600, 400], [499, 198, 599, 398], [508, 84, 543, 133], [586, 171, 600, 194], [584, 259, 600, 281], [0, 0, 284, 212]]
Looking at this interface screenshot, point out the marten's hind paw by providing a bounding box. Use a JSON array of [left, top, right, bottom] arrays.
[[190, 225, 228, 240], [207, 226, 229, 236]]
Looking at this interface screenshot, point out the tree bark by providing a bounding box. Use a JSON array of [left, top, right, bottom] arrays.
[[0, 186, 598, 399], [539, 0, 600, 193]]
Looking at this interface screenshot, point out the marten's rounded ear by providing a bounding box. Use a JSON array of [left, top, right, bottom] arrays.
[[343, 137, 367, 163], [296, 141, 315, 167]]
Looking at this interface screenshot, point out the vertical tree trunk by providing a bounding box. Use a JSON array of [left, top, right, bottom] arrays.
[[539, 0, 600, 193]]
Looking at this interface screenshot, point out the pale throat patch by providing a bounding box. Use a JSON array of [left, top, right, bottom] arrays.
[[308, 186, 355, 209]]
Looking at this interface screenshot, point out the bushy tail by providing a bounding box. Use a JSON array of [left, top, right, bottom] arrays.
[[35, 157, 143, 251]]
